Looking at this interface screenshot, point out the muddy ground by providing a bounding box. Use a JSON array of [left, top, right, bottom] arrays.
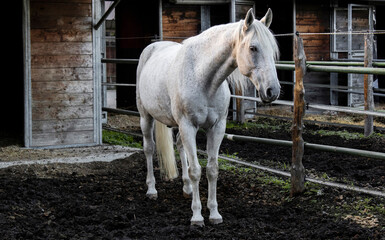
[[0, 114, 384, 239], [218, 117, 385, 192]]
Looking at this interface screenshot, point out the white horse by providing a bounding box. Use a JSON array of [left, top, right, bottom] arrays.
[[136, 8, 280, 226]]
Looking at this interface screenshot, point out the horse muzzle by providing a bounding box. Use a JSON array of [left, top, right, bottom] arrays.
[[259, 84, 280, 103]]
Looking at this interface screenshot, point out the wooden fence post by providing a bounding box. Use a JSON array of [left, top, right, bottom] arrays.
[[235, 88, 245, 124], [291, 34, 306, 196], [364, 33, 374, 137]]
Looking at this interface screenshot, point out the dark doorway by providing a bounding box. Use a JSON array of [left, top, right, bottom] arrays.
[[115, 0, 159, 109], [0, 1, 24, 145], [210, 3, 230, 26], [255, 1, 294, 102]]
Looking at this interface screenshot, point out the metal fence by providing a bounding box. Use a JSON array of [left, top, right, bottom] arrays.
[[100, 33, 385, 197]]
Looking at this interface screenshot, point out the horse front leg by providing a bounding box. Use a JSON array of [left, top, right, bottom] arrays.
[[205, 119, 226, 224], [176, 132, 192, 198], [178, 122, 204, 226], [140, 116, 157, 199]]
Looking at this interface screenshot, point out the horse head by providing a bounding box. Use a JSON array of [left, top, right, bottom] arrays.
[[235, 8, 280, 103]]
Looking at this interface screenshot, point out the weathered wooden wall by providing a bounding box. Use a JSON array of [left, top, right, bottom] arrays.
[[296, 0, 330, 61], [30, 0, 94, 147], [162, 4, 201, 42], [296, 0, 331, 105]]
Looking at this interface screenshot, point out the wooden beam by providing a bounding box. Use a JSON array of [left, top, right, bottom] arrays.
[[364, 34, 374, 137], [291, 34, 306, 196], [171, 0, 230, 4]]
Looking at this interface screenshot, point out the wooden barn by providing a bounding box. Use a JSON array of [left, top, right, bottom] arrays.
[[2, 0, 384, 148], [2, 0, 104, 148], [295, 0, 385, 107], [111, 0, 294, 114]]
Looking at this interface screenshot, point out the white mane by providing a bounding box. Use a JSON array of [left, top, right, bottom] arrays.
[[252, 20, 280, 60]]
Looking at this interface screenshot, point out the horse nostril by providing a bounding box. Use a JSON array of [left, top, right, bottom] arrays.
[[266, 88, 273, 98]]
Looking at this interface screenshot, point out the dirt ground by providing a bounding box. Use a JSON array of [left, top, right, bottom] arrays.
[[0, 153, 384, 239], [219, 117, 385, 192], [0, 112, 384, 239]]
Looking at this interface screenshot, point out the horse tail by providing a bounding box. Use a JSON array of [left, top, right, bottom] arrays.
[[155, 121, 178, 180]]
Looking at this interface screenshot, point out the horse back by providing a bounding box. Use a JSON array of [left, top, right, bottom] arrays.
[[137, 41, 180, 81]]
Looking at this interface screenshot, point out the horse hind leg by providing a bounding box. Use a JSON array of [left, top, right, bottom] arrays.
[[176, 132, 192, 198], [140, 115, 158, 200]]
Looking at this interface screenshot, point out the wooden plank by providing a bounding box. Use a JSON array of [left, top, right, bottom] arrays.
[[163, 31, 197, 37], [30, 2, 91, 17], [32, 105, 93, 120], [31, 93, 93, 106], [364, 34, 374, 137], [162, 17, 200, 25], [303, 54, 329, 62], [30, 0, 91, 3], [162, 24, 200, 31], [31, 42, 92, 56], [32, 118, 93, 133], [303, 46, 330, 53], [162, 5, 200, 41], [31, 16, 92, 30], [296, 25, 328, 33], [31, 29, 92, 42], [32, 81, 93, 94], [31, 55, 93, 68], [33, 42, 92, 56], [300, 39, 329, 47], [31, 68, 93, 81], [31, 130, 94, 147], [163, 9, 199, 19]]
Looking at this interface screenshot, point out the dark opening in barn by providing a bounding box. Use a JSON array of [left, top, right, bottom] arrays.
[[255, 0, 294, 102], [0, 1, 24, 144], [115, 0, 160, 110]]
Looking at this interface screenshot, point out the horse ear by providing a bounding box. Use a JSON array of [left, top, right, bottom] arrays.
[[243, 8, 255, 32], [260, 8, 273, 28]]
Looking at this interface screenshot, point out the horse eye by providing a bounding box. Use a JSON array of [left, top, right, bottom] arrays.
[[250, 46, 258, 52]]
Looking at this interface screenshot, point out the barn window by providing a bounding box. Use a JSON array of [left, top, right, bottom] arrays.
[[330, 3, 376, 107], [331, 4, 375, 59]]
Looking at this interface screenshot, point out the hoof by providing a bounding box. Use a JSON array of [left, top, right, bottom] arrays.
[[183, 191, 192, 199], [146, 193, 158, 200], [209, 218, 223, 225], [191, 220, 205, 227]]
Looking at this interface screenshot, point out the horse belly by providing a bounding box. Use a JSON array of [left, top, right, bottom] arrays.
[[138, 56, 177, 126]]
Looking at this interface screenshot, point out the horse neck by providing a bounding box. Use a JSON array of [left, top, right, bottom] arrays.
[[183, 22, 240, 95]]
